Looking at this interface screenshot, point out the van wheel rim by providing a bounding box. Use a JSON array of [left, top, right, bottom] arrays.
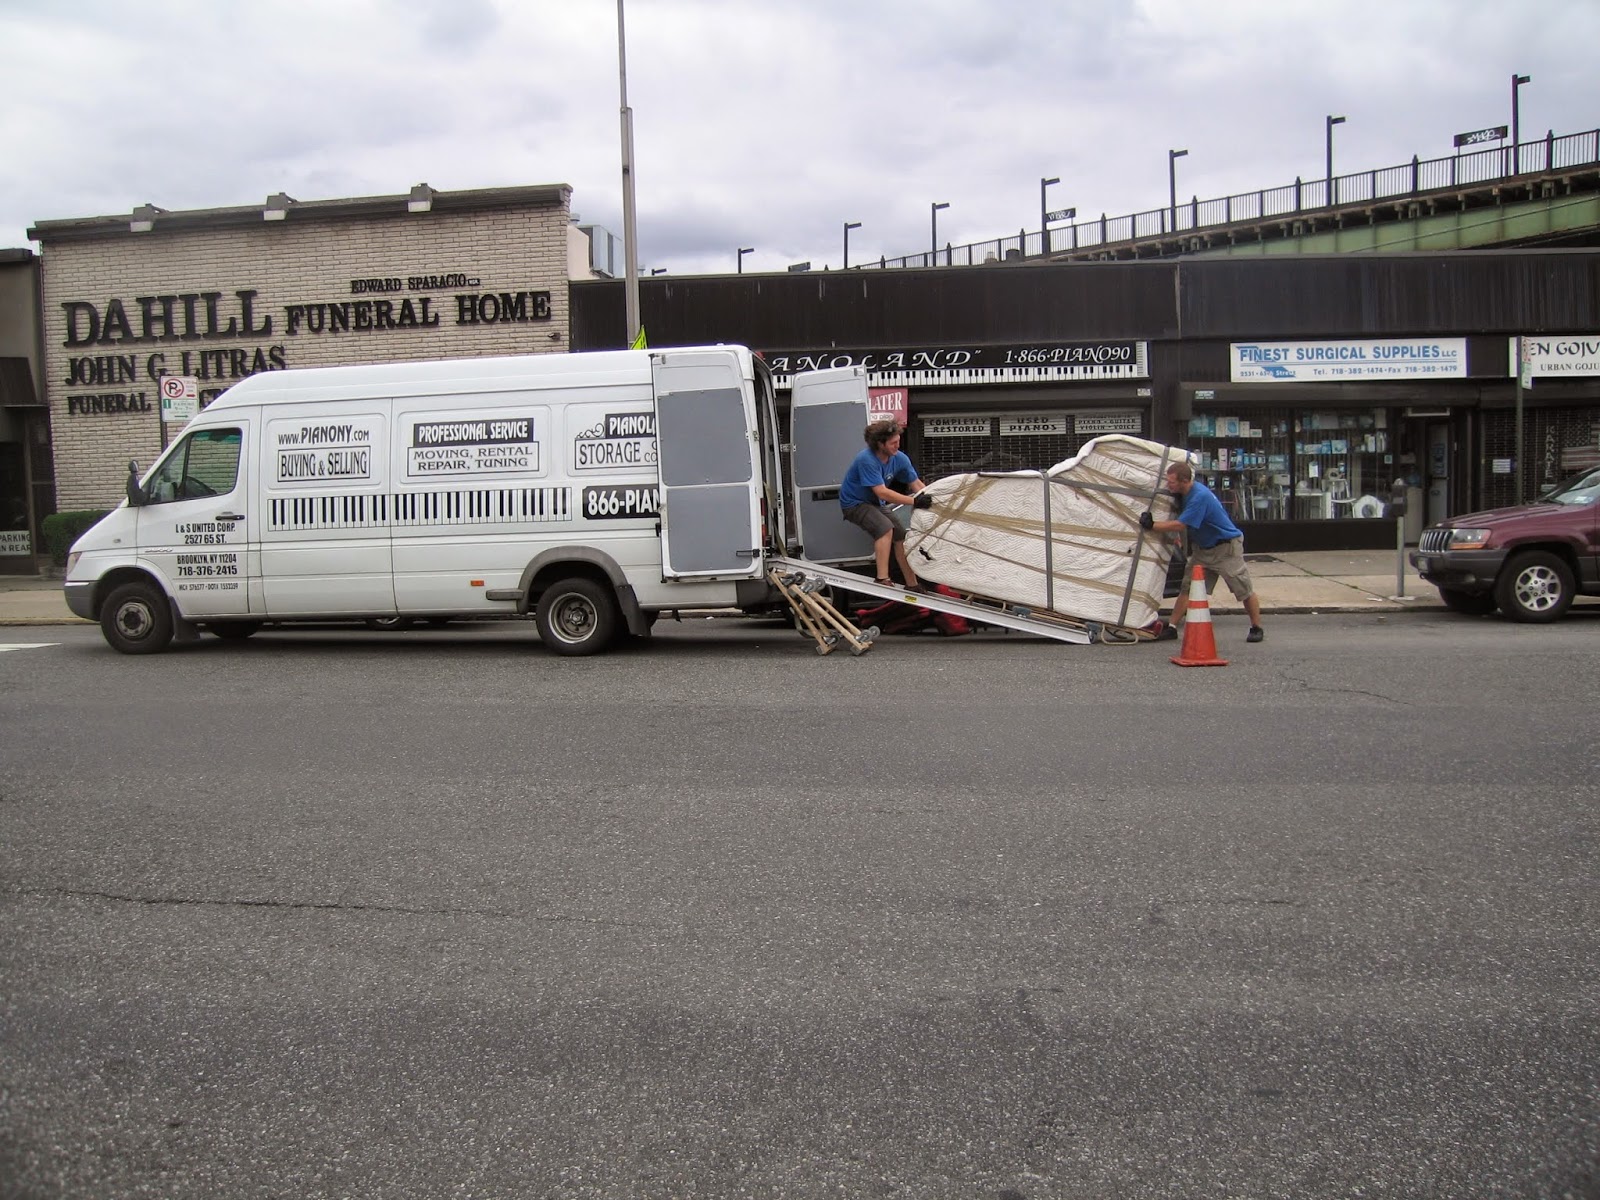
[[551, 594, 597, 644], [1514, 566, 1561, 612], [115, 601, 154, 640]]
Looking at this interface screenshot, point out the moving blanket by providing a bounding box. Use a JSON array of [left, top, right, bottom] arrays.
[[905, 435, 1193, 629]]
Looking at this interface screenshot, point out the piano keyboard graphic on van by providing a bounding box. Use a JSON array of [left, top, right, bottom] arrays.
[[269, 488, 574, 531]]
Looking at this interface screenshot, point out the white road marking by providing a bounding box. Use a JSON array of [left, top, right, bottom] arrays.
[[0, 643, 58, 652]]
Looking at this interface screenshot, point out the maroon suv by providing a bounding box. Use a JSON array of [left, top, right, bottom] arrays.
[[1410, 466, 1600, 622]]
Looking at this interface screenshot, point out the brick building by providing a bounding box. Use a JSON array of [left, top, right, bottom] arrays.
[[27, 183, 583, 514]]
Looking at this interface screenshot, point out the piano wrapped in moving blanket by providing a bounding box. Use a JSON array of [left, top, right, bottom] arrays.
[[905, 435, 1193, 630]]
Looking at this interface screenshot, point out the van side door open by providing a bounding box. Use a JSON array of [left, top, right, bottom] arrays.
[[651, 349, 763, 579], [136, 423, 255, 618]]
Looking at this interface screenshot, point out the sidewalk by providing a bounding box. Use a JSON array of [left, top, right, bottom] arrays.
[[0, 551, 1440, 627]]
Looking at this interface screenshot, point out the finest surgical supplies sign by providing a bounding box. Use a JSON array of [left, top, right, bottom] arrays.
[[1507, 335, 1600, 378], [1231, 339, 1466, 382]]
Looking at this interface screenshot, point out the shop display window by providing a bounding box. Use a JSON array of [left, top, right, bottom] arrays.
[[1188, 407, 1391, 521]]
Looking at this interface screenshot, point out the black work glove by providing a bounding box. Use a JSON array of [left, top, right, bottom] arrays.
[[1138, 511, 1154, 530], [913, 493, 934, 510]]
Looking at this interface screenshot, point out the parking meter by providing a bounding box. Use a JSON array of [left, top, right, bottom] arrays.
[[1389, 478, 1408, 596], [1386, 478, 1408, 518]]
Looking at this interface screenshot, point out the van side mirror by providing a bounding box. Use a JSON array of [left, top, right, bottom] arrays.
[[1386, 478, 1407, 518], [126, 460, 146, 508]]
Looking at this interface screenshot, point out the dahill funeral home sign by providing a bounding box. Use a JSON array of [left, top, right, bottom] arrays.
[[56, 277, 553, 416]]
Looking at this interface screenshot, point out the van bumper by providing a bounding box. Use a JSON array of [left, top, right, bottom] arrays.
[[64, 582, 95, 620]]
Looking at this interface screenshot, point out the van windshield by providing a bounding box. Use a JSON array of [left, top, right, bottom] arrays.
[[1544, 467, 1600, 506]]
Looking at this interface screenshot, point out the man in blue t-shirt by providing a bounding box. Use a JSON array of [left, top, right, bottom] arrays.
[[840, 420, 933, 588], [1142, 460, 1264, 643]]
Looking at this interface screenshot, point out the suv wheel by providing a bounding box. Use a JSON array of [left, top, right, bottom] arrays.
[[1437, 588, 1497, 616], [1494, 551, 1574, 623]]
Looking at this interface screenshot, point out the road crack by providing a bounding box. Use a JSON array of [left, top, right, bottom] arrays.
[[9, 887, 649, 927]]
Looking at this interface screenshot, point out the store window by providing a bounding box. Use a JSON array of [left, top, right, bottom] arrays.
[[917, 411, 1144, 481], [1188, 407, 1393, 521], [1480, 407, 1600, 510]]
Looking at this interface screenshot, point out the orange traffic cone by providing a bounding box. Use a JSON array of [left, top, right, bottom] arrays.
[[1171, 564, 1228, 667]]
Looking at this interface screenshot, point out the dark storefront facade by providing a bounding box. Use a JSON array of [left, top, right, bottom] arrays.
[[0, 249, 52, 574], [572, 251, 1600, 551]]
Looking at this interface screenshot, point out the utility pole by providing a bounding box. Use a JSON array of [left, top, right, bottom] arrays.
[[616, 0, 640, 346]]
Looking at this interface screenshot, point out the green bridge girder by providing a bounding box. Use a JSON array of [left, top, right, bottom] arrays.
[[1191, 191, 1600, 256]]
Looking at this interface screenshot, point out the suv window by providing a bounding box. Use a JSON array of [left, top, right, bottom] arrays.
[[145, 428, 242, 503], [1543, 467, 1600, 506]]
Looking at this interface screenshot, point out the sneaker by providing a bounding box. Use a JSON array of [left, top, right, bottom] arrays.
[[1246, 625, 1265, 643], [1153, 621, 1179, 642]]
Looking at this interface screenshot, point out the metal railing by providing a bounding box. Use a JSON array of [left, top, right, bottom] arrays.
[[861, 127, 1600, 270]]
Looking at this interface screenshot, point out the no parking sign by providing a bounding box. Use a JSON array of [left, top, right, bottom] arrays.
[[159, 374, 199, 424]]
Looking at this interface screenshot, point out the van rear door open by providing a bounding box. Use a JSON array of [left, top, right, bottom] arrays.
[[651, 349, 763, 579], [788, 365, 874, 564]]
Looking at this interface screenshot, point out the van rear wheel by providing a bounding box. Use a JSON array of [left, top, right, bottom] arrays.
[[101, 580, 174, 655], [535, 578, 618, 655]]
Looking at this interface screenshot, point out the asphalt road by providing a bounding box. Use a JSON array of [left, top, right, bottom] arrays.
[[2, 613, 1597, 1199]]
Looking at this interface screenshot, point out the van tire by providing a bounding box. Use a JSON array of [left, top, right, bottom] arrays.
[[101, 581, 174, 655], [536, 577, 619, 655], [1495, 551, 1574, 623]]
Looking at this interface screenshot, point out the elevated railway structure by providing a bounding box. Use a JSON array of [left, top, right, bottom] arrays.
[[864, 127, 1600, 268]]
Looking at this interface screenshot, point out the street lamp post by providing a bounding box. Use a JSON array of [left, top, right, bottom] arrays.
[[1325, 115, 1346, 205], [1168, 149, 1188, 234], [931, 202, 949, 264], [843, 221, 861, 269], [615, 0, 641, 347], [1511, 73, 1531, 175], [737, 247, 753, 274], [1040, 176, 1060, 255]]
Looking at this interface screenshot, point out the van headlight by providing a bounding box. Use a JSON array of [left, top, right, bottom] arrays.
[[1447, 528, 1491, 550], [65, 551, 81, 576]]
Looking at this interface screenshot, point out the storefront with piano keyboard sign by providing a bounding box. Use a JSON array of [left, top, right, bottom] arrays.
[[763, 341, 1154, 483]]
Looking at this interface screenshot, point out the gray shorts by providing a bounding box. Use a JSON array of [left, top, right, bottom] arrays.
[[1192, 537, 1254, 600], [843, 503, 903, 542]]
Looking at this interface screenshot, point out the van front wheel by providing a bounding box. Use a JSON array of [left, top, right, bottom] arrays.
[[535, 578, 618, 655], [101, 581, 174, 654]]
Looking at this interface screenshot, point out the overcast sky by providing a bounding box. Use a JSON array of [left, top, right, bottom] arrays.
[[2, 0, 1595, 276]]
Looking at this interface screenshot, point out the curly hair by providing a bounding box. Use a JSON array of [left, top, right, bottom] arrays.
[[864, 419, 902, 450]]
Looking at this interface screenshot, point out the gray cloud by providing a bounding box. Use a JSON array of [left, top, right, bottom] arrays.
[[1, 0, 1594, 277]]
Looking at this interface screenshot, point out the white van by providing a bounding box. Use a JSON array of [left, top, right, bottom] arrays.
[[64, 347, 876, 654]]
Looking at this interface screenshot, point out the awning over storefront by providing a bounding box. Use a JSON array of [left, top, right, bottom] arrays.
[[0, 358, 42, 408]]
